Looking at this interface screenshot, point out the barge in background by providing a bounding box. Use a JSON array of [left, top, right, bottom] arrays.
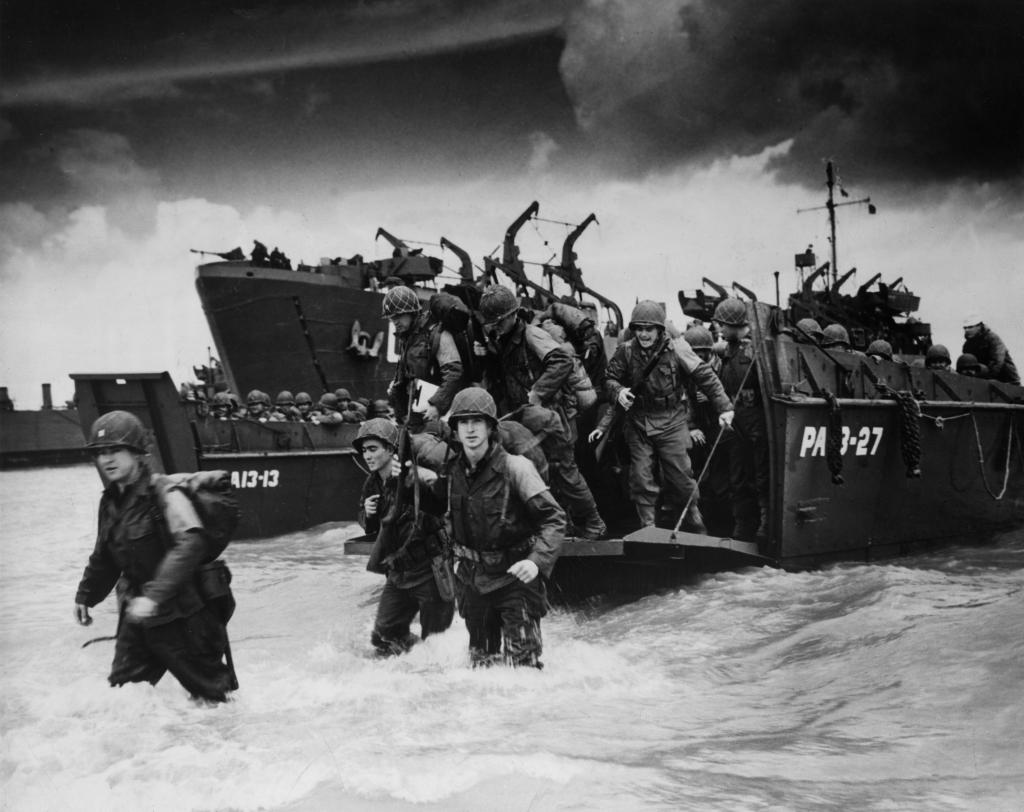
[[0, 384, 88, 469], [71, 169, 1024, 598]]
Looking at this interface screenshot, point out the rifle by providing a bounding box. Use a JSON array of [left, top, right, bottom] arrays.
[[366, 393, 416, 574], [594, 336, 673, 462]]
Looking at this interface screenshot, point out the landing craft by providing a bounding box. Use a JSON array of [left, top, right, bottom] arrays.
[[72, 173, 1024, 598]]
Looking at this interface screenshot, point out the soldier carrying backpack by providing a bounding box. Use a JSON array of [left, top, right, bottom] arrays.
[[73, 411, 238, 704]]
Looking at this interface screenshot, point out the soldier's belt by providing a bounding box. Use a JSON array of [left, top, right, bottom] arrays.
[[633, 392, 682, 411]]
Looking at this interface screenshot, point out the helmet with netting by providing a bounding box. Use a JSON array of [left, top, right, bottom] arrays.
[[712, 297, 748, 327], [447, 387, 498, 427], [381, 286, 422, 318], [479, 285, 519, 325]]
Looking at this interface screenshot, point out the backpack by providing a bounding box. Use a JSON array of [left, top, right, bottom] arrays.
[[152, 470, 240, 562], [428, 289, 484, 383]]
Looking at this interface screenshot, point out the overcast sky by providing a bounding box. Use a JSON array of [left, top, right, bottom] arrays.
[[2, 0, 1022, 407]]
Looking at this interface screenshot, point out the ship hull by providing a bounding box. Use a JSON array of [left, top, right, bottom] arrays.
[[195, 262, 398, 402]]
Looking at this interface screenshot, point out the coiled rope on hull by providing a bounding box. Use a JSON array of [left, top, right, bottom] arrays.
[[822, 390, 844, 485]]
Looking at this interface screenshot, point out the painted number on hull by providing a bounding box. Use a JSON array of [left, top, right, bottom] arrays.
[[799, 426, 884, 458], [230, 470, 280, 488]]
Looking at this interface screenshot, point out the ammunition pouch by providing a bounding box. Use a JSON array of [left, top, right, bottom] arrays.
[[455, 542, 531, 576], [633, 391, 682, 412], [196, 559, 235, 623]]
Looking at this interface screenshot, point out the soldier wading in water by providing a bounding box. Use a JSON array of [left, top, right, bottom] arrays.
[[73, 411, 235, 703], [356, 418, 455, 655], [420, 387, 565, 668]]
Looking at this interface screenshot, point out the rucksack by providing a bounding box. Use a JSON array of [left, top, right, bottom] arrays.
[[428, 289, 484, 383], [152, 470, 240, 561]]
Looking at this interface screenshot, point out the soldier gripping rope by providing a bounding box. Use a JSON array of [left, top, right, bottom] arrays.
[[713, 298, 770, 543], [601, 301, 733, 531]]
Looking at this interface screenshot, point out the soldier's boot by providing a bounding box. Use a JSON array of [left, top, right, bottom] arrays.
[[578, 513, 608, 540], [680, 503, 707, 535], [754, 501, 770, 544], [636, 503, 656, 527]]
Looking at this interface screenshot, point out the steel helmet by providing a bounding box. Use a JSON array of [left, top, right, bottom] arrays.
[[86, 410, 148, 453], [447, 387, 498, 426], [866, 339, 893, 360], [318, 393, 340, 412], [334, 388, 352, 401], [821, 323, 851, 348], [795, 317, 824, 341], [713, 297, 749, 327], [683, 324, 714, 349], [295, 392, 313, 406], [369, 398, 392, 417], [925, 344, 951, 367], [381, 286, 421, 318], [246, 389, 271, 406], [275, 390, 295, 407], [353, 418, 399, 452], [628, 300, 666, 330], [479, 285, 519, 325], [956, 353, 981, 373]]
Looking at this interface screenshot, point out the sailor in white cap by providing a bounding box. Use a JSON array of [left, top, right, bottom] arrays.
[[962, 313, 1019, 385]]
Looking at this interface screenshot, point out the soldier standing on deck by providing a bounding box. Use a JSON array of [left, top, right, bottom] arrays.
[[420, 388, 565, 668], [601, 301, 733, 531], [382, 286, 466, 423], [477, 284, 607, 540], [714, 298, 770, 542]]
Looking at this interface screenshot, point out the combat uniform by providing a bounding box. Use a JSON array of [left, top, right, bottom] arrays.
[[431, 442, 565, 667], [963, 324, 1020, 385], [605, 334, 732, 528], [75, 470, 234, 702], [719, 335, 770, 540], [360, 467, 454, 655], [488, 317, 606, 538]]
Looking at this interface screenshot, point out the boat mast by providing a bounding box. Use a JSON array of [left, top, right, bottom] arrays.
[[798, 161, 876, 289], [826, 161, 838, 288]]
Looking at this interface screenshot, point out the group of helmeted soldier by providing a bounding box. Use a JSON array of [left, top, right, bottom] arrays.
[[791, 313, 1019, 385], [195, 387, 395, 425], [348, 283, 801, 669]]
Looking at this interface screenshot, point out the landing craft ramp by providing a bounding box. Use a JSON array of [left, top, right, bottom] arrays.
[[71, 372, 366, 539]]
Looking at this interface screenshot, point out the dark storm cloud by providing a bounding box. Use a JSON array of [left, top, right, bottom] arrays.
[[1, 0, 570, 106], [560, 0, 1024, 188]]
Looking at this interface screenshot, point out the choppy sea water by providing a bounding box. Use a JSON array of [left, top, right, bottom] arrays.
[[1, 465, 1022, 811]]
